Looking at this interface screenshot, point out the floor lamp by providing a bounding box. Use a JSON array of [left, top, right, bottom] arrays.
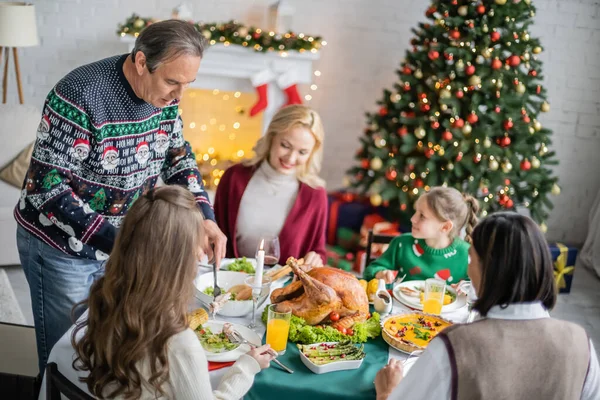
[[0, 3, 38, 104]]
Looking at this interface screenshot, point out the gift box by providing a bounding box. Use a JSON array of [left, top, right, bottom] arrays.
[[358, 214, 401, 256], [354, 250, 366, 275], [326, 245, 355, 272], [327, 191, 373, 246], [337, 227, 361, 252], [549, 242, 578, 294]]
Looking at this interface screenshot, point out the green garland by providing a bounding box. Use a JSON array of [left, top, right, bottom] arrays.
[[117, 14, 325, 54]]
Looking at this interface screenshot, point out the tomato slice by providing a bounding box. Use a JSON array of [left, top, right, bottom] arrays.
[[329, 311, 340, 322]]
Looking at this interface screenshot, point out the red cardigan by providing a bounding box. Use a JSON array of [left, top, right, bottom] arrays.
[[214, 163, 327, 264]]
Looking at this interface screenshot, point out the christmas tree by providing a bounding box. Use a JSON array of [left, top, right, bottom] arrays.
[[89, 189, 107, 212], [347, 0, 559, 229], [42, 169, 62, 189]]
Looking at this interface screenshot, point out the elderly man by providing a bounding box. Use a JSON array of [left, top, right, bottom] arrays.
[[14, 20, 226, 373]]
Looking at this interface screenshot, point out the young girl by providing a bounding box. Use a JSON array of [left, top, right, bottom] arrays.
[[374, 212, 599, 399], [363, 187, 479, 284], [40, 186, 275, 399], [215, 105, 328, 267]]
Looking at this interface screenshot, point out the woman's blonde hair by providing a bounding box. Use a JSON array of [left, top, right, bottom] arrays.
[[420, 186, 480, 243], [72, 185, 204, 399], [243, 105, 325, 188]]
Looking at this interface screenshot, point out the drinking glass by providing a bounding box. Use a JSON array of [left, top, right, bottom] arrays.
[[244, 275, 272, 330], [266, 304, 292, 355], [256, 236, 280, 267], [423, 278, 446, 315]]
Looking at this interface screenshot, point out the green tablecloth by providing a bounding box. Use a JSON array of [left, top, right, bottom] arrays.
[[246, 335, 389, 400]]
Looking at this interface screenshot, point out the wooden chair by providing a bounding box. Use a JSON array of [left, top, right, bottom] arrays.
[[365, 229, 398, 267], [46, 362, 93, 400]]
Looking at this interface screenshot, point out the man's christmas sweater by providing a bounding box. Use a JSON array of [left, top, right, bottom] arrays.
[[363, 233, 470, 283], [14, 54, 213, 261]]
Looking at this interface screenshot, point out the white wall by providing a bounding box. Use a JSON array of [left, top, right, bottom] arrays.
[[3, 0, 599, 244]]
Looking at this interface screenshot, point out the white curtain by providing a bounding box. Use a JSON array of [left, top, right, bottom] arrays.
[[580, 189, 600, 279]]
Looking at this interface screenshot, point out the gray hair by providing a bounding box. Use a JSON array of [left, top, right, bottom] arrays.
[[131, 19, 207, 73]]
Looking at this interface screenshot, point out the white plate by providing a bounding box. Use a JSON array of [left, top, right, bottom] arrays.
[[299, 342, 364, 374], [202, 258, 292, 286], [392, 280, 466, 312], [200, 320, 261, 362]]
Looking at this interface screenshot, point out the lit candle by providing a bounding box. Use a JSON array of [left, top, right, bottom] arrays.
[[255, 239, 265, 286]]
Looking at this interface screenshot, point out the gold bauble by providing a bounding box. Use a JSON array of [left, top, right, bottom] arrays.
[[415, 127, 427, 139], [447, 162, 454, 170], [489, 159, 499, 171], [495, 0, 507, 4], [439, 89, 452, 99], [482, 48, 493, 58], [482, 24, 489, 33], [533, 46, 542, 54], [202, 30, 212, 39], [551, 183, 561, 195], [440, 104, 449, 111], [468, 75, 481, 86], [539, 144, 548, 155], [483, 137, 492, 148], [522, 32, 530, 41], [496, 80, 503, 89], [516, 82, 526, 94], [524, 0, 531, 4], [391, 93, 402, 102], [370, 157, 383, 170], [456, 60, 465, 70], [342, 175, 352, 188], [541, 101, 550, 112], [462, 124, 472, 135], [531, 156, 541, 168], [533, 120, 542, 131], [458, 5, 468, 16], [134, 19, 145, 28], [414, 69, 423, 79], [502, 161, 513, 173], [375, 137, 387, 148], [529, 127, 535, 134], [540, 222, 548, 233], [370, 193, 383, 207]]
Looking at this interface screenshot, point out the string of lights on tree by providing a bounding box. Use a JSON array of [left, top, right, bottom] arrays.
[[117, 14, 326, 55], [346, 0, 559, 229]]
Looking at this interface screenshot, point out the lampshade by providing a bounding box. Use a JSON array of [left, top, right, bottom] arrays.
[[0, 2, 39, 47]]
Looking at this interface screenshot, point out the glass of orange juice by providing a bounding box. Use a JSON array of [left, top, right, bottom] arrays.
[[266, 304, 291, 355], [423, 278, 446, 315]]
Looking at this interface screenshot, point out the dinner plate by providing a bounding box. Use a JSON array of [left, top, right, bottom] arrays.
[[392, 280, 466, 312], [200, 258, 291, 286], [200, 320, 262, 362]]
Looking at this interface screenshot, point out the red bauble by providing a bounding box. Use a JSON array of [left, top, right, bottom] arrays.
[[477, 4, 486, 14], [507, 55, 521, 67], [482, 187, 489, 195], [405, 111, 416, 118], [495, 106, 501, 113], [418, 92, 428, 99], [449, 30, 461, 40], [505, 199, 514, 208], [397, 126, 408, 136], [415, 178, 424, 188], [467, 113, 478, 124], [386, 169, 398, 181], [361, 159, 369, 169], [491, 58, 502, 70], [500, 136, 511, 147], [428, 50, 440, 60], [468, 22, 475, 28], [499, 194, 508, 206], [456, 90, 464, 99], [403, 83, 411, 92], [491, 31, 501, 42], [421, 104, 431, 112], [400, 203, 407, 211], [529, 70, 537, 77], [536, 85, 542, 94], [503, 119, 514, 130], [520, 159, 531, 171], [252, 32, 261, 39], [383, 201, 390, 207], [424, 148, 435, 158], [453, 118, 465, 128], [444, 52, 454, 61], [505, 179, 511, 185], [523, 115, 531, 123], [426, 6, 436, 16], [451, 0, 458, 5], [465, 65, 476, 75], [431, 121, 440, 129], [473, 154, 482, 163], [379, 107, 388, 116], [442, 130, 453, 141], [456, 152, 463, 162], [403, 66, 412, 75]]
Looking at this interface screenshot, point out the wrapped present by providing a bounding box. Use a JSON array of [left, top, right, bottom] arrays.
[[359, 214, 401, 254], [354, 250, 366, 275], [326, 245, 355, 272], [549, 242, 578, 294], [337, 227, 361, 252], [327, 191, 373, 246]]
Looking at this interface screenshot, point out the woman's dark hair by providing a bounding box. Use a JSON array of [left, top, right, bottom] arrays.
[[471, 212, 557, 317]]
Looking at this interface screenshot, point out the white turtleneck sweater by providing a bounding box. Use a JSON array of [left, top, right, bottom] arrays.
[[236, 161, 299, 257]]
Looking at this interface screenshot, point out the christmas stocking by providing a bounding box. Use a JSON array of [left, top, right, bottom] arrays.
[[276, 68, 303, 106], [249, 69, 275, 117]]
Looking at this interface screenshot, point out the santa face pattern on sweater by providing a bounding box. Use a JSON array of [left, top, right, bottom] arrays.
[[14, 54, 214, 260]]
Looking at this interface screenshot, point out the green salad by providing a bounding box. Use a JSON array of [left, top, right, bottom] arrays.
[[227, 257, 255, 273], [194, 325, 240, 353], [262, 309, 382, 344], [202, 287, 240, 300]]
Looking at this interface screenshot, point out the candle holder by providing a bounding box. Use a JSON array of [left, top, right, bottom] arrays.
[[244, 275, 272, 330]]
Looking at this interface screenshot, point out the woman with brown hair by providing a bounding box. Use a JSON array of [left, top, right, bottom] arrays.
[[215, 104, 328, 267], [39, 185, 274, 399], [374, 212, 599, 400]]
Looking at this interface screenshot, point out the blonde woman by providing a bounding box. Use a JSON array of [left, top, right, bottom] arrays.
[[215, 105, 327, 266], [39, 186, 275, 399]]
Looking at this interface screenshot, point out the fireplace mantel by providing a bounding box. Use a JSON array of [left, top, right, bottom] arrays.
[[122, 37, 320, 133]]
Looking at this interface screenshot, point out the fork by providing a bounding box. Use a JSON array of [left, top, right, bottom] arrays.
[[226, 330, 294, 374], [402, 350, 423, 366], [212, 257, 222, 299], [393, 273, 407, 286]]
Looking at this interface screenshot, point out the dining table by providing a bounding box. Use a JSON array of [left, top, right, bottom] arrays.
[[194, 264, 470, 400]]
